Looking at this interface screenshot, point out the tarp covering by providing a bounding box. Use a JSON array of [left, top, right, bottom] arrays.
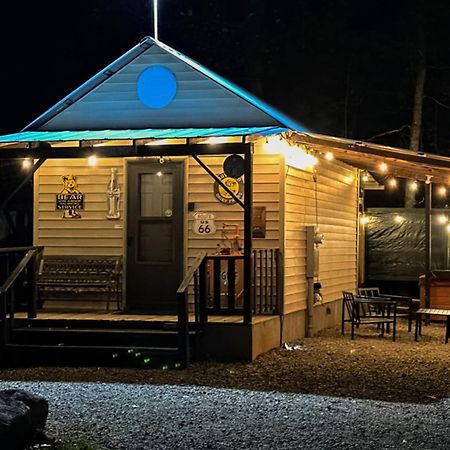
[[365, 209, 448, 281]]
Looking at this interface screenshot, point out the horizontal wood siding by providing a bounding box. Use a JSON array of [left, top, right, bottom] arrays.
[[187, 142, 282, 272], [34, 158, 124, 256], [284, 160, 358, 314]]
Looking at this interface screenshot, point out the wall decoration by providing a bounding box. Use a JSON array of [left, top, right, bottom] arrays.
[[193, 212, 216, 235], [252, 206, 267, 238], [106, 168, 121, 220], [56, 175, 84, 219], [214, 173, 244, 205], [223, 154, 245, 178]]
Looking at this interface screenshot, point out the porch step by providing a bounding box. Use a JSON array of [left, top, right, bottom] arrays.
[[2, 344, 181, 369], [4, 318, 200, 368], [11, 326, 188, 348]]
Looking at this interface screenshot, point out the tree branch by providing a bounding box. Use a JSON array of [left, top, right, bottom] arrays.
[[424, 95, 450, 109], [365, 125, 411, 142]]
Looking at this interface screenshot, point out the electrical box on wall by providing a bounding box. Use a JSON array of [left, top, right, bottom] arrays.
[[306, 225, 323, 278]]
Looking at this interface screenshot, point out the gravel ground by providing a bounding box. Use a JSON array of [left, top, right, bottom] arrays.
[[0, 381, 449, 449], [0, 322, 449, 448]]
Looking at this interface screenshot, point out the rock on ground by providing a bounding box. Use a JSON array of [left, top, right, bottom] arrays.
[[0, 389, 48, 450]]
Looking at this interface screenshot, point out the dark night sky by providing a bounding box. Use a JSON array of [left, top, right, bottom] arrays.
[[1, 0, 450, 152]]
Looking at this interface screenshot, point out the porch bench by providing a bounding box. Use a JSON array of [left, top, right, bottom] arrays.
[[37, 256, 122, 311], [415, 308, 450, 343]]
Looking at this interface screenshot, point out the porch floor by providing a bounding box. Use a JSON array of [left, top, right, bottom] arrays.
[[14, 311, 277, 325]]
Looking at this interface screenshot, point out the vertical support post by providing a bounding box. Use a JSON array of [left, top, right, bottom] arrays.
[[227, 258, 236, 312], [425, 181, 432, 309], [177, 292, 189, 368], [243, 144, 253, 325], [199, 260, 208, 323], [0, 293, 6, 347], [29, 251, 38, 319]]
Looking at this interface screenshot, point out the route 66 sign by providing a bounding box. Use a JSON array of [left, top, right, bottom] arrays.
[[193, 212, 216, 236]]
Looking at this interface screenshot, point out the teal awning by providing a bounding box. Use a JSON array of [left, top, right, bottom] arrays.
[[0, 127, 287, 144]]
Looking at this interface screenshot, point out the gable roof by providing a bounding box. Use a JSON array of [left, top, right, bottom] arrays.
[[24, 37, 307, 132]]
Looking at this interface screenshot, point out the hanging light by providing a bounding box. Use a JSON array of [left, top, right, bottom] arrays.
[[325, 151, 334, 161], [409, 180, 418, 191], [437, 214, 448, 225], [379, 162, 388, 173], [360, 215, 370, 224], [156, 171, 163, 177], [438, 186, 447, 197], [387, 178, 397, 188]]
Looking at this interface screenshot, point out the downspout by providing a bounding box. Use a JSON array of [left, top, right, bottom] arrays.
[[306, 226, 315, 337]]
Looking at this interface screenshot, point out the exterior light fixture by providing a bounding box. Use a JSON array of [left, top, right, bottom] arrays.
[[437, 214, 448, 225], [22, 159, 32, 170], [394, 215, 404, 224], [87, 155, 97, 166], [156, 171, 163, 177], [362, 171, 369, 182], [325, 152, 334, 161], [438, 186, 447, 197], [388, 178, 397, 188], [379, 162, 388, 173]]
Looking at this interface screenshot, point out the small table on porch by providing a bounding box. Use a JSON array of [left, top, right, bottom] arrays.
[[415, 308, 450, 343]]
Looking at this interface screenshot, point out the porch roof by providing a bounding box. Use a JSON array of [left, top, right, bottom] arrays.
[[290, 132, 450, 185], [0, 126, 286, 145]]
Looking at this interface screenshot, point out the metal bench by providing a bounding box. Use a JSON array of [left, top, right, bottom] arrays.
[[37, 256, 122, 311], [415, 308, 450, 343]]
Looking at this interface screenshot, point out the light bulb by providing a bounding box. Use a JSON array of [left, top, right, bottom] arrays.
[[88, 155, 97, 166]]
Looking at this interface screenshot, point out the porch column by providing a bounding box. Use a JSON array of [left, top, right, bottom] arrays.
[[424, 181, 432, 308], [243, 144, 253, 325]]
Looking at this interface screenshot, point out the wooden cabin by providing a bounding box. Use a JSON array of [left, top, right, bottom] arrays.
[[1, 37, 449, 365]]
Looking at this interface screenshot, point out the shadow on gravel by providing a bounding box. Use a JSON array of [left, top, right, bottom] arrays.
[[0, 324, 449, 405]]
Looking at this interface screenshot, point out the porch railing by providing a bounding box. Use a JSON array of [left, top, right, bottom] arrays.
[[204, 249, 281, 316], [176, 251, 206, 368], [0, 246, 44, 345], [176, 248, 282, 366]]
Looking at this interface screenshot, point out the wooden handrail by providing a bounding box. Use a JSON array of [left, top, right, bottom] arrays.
[[0, 247, 43, 295], [0, 245, 44, 255], [177, 251, 207, 294]]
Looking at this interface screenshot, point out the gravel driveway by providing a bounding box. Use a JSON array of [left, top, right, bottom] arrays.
[[0, 381, 449, 450]]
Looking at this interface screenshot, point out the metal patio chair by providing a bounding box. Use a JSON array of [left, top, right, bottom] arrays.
[[342, 291, 397, 341]]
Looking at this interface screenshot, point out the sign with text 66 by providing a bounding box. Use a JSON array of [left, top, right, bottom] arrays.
[[193, 212, 216, 236]]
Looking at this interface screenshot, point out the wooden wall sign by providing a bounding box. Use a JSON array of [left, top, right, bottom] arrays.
[[252, 206, 266, 238], [56, 175, 84, 219], [214, 173, 243, 205]]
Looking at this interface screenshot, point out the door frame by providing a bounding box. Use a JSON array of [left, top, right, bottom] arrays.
[[122, 157, 187, 312]]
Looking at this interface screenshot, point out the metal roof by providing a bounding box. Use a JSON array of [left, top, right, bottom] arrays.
[[23, 37, 307, 132], [0, 127, 286, 144], [292, 132, 450, 185]]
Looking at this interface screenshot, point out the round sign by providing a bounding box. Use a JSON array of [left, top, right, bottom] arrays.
[[223, 155, 245, 178], [214, 173, 244, 205]]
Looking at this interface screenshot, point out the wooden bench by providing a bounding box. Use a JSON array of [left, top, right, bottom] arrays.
[[415, 308, 450, 343], [37, 256, 122, 311]]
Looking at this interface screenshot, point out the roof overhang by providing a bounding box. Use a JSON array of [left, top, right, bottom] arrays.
[[290, 132, 450, 185], [1, 128, 450, 184]]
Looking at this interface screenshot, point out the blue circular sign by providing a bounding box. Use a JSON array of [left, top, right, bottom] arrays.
[[137, 66, 177, 109]]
